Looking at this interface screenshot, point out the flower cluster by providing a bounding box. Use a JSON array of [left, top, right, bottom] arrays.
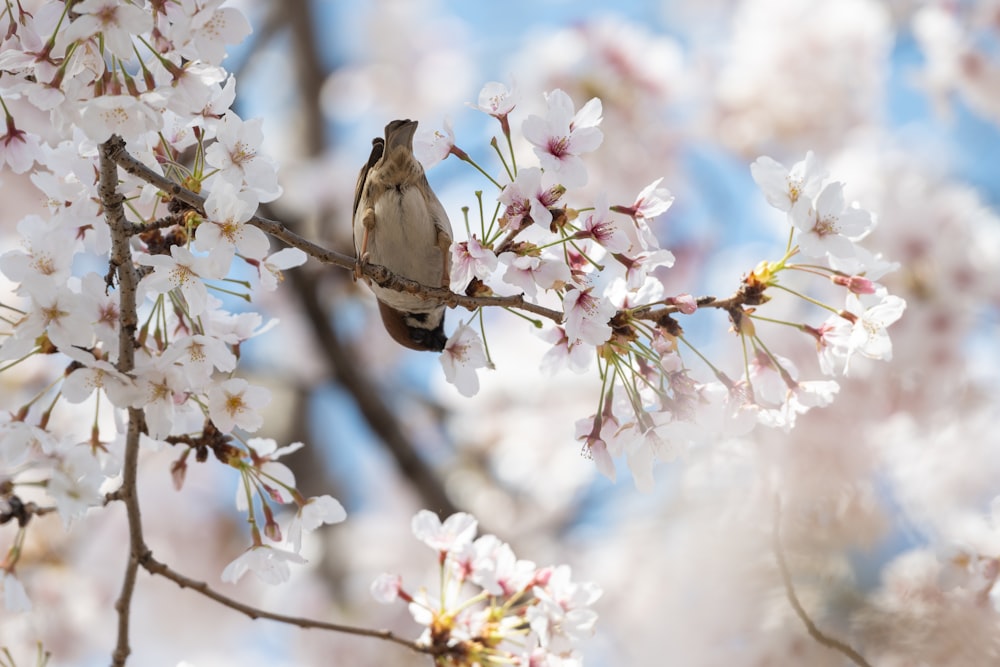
[[219, 437, 347, 585], [372, 511, 601, 666], [425, 84, 906, 491], [0, 0, 316, 601]]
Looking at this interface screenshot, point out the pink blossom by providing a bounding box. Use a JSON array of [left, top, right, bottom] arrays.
[[497, 167, 564, 230], [450, 237, 498, 292], [498, 251, 571, 297], [196, 180, 269, 262], [575, 197, 632, 254], [256, 247, 307, 292], [62, 0, 153, 60], [414, 118, 461, 168], [288, 495, 347, 552], [522, 89, 603, 187], [440, 322, 491, 397], [539, 325, 593, 374], [790, 181, 874, 259], [563, 284, 616, 347], [0, 115, 41, 174], [206, 378, 271, 433], [412, 510, 478, 553], [370, 573, 405, 604], [614, 177, 675, 221], [221, 545, 306, 586], [137, 245, 225, 317], [163, 0, 252, 66], [751, 151, 827, 212], [472, 81, 519, 119], [205, 111, 281, 201]]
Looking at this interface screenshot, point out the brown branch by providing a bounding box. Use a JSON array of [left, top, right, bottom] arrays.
[[103, 137, 565, 324], [101, 138, 148, 667], [773, 499, 873, 667], [140, 553, 435, 657], [105, 138, 769, 331]]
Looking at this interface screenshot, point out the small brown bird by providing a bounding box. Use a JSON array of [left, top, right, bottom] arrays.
[[353, 119, 453, 352]]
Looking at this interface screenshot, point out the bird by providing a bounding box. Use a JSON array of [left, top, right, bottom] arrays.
[[352, 119, 453, 352]]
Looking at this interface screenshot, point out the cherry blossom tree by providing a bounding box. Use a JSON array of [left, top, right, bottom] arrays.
[[0, 1, 998, 666]]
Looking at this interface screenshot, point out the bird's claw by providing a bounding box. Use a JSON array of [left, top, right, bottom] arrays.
[[353, 252, 371, 282], [354, 208, 377, 282]]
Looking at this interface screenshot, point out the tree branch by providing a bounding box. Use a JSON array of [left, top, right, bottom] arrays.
[[773, 498, 872, 667], [101, 138, 149, 667], [139, 553, 436, 657], [104, 137, 565, 324], [105, 138, 767, 348]]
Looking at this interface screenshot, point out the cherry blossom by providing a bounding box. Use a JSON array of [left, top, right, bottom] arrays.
[[411, 510, 478, 553], [373, 512, 600, 664], [370, 573, 405, 604], [450, 236, 498, 292], [498, 251, 571, 297], [472, 81, 519, 119], [61, 347, 136, 408], [61, 0, 153, 60], [196, 181, 269, 262], [497, 167, 565, 230], [204, 112, 281, 201], [840, 292, 907, 367], [77, 95, 165, 144], [413, 117, 457, 168], [206, 378, 271, 434], [440, 322, 490, 397], [562, 284, 616, 347], [616, 177, 675, 222], [46, 445, 107, 527], [0, 115, 41, 174], [137, 245, 226, 317], [168, 333, 237, 387], [751, 151, 827, 212], [132, 353, 198, 440], [523, 89, 603, 187], [0, 215, 79, 296], [0, 283, 93, 360], [220, 545, 306, 585], [539, 326, 593, 374], [791, 181, 874, 258], [574, 197, 632, 253], [255, 247, 307, 291], [163, 0, 253, 66], [528, 565, 601, 650], [287, 495, 347, 552]]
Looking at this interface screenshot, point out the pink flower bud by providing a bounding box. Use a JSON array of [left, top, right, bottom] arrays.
[[832, 274, 876, 294]]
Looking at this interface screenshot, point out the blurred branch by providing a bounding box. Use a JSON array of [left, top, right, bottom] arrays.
[[285, 0, 327, 147], [288, 264, 459, 516], [773, 499, 873, 667]]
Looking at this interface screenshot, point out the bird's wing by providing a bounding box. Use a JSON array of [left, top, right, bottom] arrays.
[[423, 181, 453, 288], [352, 136, 385, 222]]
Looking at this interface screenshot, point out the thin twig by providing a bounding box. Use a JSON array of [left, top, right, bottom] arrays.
[[773, 498, 873, 667], [101, 138, 147, 667], [140, 554, 436, 657]]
